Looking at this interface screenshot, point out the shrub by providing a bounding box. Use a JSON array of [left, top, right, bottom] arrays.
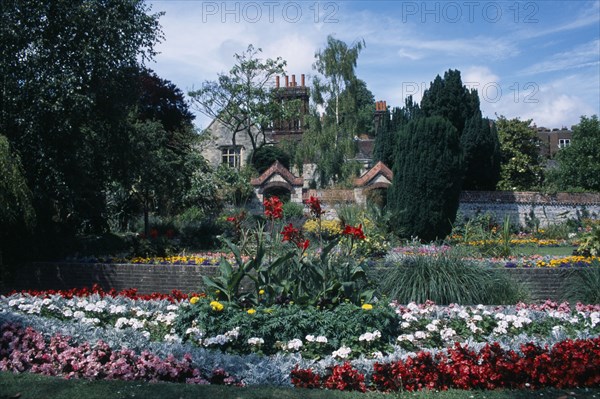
[[379, 250, 526, 305]]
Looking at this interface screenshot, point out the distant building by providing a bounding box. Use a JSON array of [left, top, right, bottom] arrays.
[[534, 125, 573, 159], [202, 74, 309, 169]]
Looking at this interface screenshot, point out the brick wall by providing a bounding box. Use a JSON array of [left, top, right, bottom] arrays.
[[2, 262, 586, 302], [3, 263, 220, 295]]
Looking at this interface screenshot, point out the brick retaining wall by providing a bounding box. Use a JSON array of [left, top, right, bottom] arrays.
[[2, 262, 589, 303]]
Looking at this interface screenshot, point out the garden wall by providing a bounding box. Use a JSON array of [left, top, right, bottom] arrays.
[[2, 262, 584, 303], [457, 191, 600, 227]]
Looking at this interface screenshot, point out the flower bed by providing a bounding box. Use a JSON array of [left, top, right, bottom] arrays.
[[65, 252, 234, 265], [1, 289, 600, 391]]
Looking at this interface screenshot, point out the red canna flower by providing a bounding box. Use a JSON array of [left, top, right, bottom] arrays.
[[342, 224, 366, 240], [306, 196, 325, 218], [263, 196, 283, 220], [281, 223, 300, 242]]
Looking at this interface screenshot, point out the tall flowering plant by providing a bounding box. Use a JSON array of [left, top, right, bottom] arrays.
[[204, 195, 373, 308], [306, 196, 325, 249]]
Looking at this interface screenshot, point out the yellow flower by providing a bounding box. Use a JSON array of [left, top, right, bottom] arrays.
[[247, 309, 256, 315], [259, 289, 265, 295], [361, 303, 373, 310], [189, 296, 200, 305], [210, 301, 224, 312]]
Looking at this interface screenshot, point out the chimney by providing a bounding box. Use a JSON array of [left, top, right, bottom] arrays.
[[285, 75, 289, 87], [301, 74, 305, 87], [383, 101, 387, 110], [275, 76, 280, 88], [291, 74, 296, 87]]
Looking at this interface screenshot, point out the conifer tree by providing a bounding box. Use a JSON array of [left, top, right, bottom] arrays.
[[461, 114, 501, 190], [389, 116, 463, 241]]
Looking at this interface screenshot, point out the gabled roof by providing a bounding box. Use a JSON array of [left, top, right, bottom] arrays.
[[250, 161, 303, 187], [354, 161, 393, 187]]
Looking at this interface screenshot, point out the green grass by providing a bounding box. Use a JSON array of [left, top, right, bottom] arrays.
[[1, 372, 599, 399], [514, 245, 576, 257]]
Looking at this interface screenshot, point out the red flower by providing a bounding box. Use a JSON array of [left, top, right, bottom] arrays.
[[299, 239, 310, 251], [342, 224, 366, 240], [263, 196, 283, 220], [306, 196, 324, 218], [226, 216, 236, 222], [281, 223, 300, 242]]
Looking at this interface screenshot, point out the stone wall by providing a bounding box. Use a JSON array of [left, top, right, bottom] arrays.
[[2, 262, 587, 302], [458, 191, 600, 227]]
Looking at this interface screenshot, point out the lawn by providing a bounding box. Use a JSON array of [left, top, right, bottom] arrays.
[[1, 372, 598, 399], [514, 245, 576, 257]]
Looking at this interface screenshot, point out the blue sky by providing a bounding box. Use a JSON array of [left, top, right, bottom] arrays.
[[146, 1, 600, 130]]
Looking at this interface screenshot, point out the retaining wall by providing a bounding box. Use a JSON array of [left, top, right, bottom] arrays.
[[2, 262, 588, 303], [458, 191, 600, 227]]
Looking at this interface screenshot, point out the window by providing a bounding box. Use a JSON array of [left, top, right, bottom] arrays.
[[558, 139, 571, 149], [222, 147, 241, 168]]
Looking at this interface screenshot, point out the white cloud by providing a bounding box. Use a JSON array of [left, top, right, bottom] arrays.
[[520, 40, 600, 75]]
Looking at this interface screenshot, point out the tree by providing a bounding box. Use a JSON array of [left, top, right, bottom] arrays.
[[297, 36, 368, 185], [373, 96, 420, 167], [461, 114, 501, 190], [496, 115, 543, 190], [111, 71, 199, 235], [0, 0, 163, 235], [420, 69, 480, 135], [549, 115, 600, 192], [0, 134, 35, 264], [250, 145, 291, 175], [389, 116, 463, 241], [189, 45, 296, 160]]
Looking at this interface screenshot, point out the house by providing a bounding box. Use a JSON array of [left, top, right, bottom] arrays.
[[201, 74, 310, 170], [535, 125, 573, 159]]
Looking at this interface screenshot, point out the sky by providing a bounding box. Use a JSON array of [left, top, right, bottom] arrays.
[[146, 0, 600, 131]]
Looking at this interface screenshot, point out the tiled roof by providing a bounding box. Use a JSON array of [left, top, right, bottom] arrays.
[[250, 161, 303, 186], [354, 161, 393, 187]]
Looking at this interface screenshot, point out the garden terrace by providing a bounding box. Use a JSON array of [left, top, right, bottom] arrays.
[[2, 261, 596, 302]]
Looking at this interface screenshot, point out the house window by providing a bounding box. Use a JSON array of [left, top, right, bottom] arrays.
[[222, 147, 241, 168], [558, 139, 571, 149]]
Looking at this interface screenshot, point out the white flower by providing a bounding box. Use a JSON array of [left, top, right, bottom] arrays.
[[397, 334, 415, 343], [164, 334, 182, 343], [401, 322, 410, 329], [332, 346, 352, 359], [315, 336, 328, 344], [440, 327, 456, 341], [359, 330, 381, 342], [426, 323, 438, 332], [248, 337, 264, 346], [305, 334, 315, 342], [372, 351, 384, 359], [73, 311, 85, 319], [63, 309, 73, 317], [286, 339, 303, 351], [402, 312, 417, 322]]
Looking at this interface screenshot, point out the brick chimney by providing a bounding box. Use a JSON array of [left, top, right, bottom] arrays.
[[275, 76, 280, 88], [291, 74, 296, 87], [301, 74, 305, 87], [285, 75, 289, 87]]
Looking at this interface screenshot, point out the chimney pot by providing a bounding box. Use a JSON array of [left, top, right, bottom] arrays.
[[275, 76, 280, 88], [292, 74, 296, 87], [285, 75, 289, 87], [301, 74, 305, 87]]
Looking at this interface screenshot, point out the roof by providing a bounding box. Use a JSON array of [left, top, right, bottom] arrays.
[[354, 161, 393, 187], [250, 161, 303, 187]]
